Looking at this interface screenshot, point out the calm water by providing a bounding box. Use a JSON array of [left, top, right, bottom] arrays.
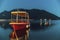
[[0, 20, 60, 40]]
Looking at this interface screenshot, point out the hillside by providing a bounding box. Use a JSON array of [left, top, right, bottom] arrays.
[[0, 9, 60, 29], [0, 9, 60, 20]]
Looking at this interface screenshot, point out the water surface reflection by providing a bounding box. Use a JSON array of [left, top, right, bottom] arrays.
[[0, 20, 60, 40]]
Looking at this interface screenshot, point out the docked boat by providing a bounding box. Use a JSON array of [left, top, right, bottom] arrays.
[[9, 11, 30, 40], [44, 19, 49, 26], [48, 19, 51, 25], [40, 19, 42, 26]]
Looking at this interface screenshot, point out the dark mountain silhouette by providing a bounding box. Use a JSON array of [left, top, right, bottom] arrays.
[[0, 9, 60, 20], [0, 11, 11, 19], [0, 9, 60, 29], [29, 9, 60, 20]]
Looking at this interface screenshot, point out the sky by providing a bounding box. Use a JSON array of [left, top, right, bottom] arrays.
[[0, 0, 60, 17]]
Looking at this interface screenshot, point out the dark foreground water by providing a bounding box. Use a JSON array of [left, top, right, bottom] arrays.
[[0, 20, 60, 40]]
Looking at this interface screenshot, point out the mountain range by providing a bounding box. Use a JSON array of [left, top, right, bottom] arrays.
[[0, 9, 60, 20], [0, 9, 60, 29]]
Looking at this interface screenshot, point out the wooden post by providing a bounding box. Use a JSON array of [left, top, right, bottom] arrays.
[[16, 13, 18, 23]]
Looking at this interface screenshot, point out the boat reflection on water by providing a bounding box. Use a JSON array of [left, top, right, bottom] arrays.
[[10, 27, 30, 40], [9, 11, 30, 40]]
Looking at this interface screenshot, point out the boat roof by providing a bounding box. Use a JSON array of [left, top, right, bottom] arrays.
[[11, 11, 28, 17]]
